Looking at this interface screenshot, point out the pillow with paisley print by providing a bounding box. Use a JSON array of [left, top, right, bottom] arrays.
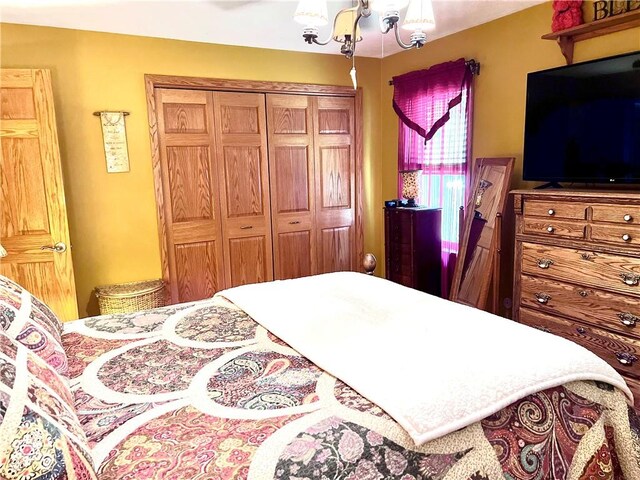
[[0, 331, 96, 479], [0, 275, 68, 376]]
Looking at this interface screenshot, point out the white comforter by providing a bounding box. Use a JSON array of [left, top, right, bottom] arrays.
[[218, 272, 632, 446]]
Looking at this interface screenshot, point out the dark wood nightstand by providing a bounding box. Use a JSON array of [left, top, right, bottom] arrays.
[[384, 207, 442, 296]]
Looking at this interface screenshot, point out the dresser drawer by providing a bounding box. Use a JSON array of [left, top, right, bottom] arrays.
[[520, 308, 640, 379], [592, 204, 640, 226], [522, 242, 640, 296], [520, 274, 640, 341], [523, 200, 587, 220], [387, 212, 412, 244], [591, 224, 640, 247], [387, 252, 413, 276], [522, 218, 586, 239]]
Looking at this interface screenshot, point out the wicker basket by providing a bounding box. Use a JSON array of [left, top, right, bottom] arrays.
[[95, 279, 166, 315]]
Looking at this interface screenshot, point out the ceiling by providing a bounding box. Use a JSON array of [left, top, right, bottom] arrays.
[[0, 0, 545, 58]]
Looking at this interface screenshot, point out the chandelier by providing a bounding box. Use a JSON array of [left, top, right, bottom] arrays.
[[294, 0, 436, 58]]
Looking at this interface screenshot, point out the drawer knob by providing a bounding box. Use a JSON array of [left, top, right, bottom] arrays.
[[580, 253, 593, 261], [617, 312, 638, 327], [622, 234, 632, 242], [576, 327, 586, 334], [536, 258, 554, 269], [615, 352, 638, 366], [548, 209, 555, 216], [624, 214, 633, 222], [546, 226, 555, 233], [619, 273, 640, 286], [535, 292, 551, 304], [578, 290, 588, 297]]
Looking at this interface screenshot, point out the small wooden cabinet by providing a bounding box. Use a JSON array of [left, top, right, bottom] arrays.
[[513, 189, 640, 410], [384, 207, 441, 296]]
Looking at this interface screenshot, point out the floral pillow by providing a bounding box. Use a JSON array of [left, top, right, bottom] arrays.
[[0, 275, 67, 376], [0, 331, 96, 479]]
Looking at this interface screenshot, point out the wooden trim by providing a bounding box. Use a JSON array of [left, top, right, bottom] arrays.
[[354, 88, 365, 270], [144, 75, 171, 291], [144, 74, 358, 97]]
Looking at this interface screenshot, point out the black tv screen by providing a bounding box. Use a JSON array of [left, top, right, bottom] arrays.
[[523, 51, 640, 184]]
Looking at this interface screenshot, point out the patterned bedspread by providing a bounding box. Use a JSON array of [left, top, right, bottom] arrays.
[[62, 297, 640, 480]]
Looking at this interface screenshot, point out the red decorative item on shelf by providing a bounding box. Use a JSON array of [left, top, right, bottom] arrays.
[[551, 0, 583, 32]]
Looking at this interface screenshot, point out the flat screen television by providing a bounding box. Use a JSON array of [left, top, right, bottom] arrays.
[[523, 51, 640, 185]]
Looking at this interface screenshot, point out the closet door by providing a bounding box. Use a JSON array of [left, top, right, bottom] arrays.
[[155, 89, 225, 302], [267, 94, 316, 280], [212, 92, 273, 287], [313, 96, 356, 273]]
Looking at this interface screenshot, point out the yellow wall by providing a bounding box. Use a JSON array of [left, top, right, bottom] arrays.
[[380, 2, 640, 202], [0, 23, 382, 317]]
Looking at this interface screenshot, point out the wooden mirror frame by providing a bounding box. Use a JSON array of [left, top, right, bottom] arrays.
[[449, 157, 514, 310]]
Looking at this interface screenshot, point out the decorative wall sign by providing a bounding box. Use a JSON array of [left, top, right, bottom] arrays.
[[94, 111, 131, 173], [593, 0, 640, 21]]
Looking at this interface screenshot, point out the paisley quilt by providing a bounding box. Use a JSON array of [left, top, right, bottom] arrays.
[[62, 297, 640, 480]]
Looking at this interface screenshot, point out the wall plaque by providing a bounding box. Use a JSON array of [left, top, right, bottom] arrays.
[[95, 111, 130, 173]]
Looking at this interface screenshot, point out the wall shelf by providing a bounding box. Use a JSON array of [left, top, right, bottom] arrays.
[[542, 9, 640, 64]]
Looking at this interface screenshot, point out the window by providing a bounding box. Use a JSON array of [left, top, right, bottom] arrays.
[[396, 65, 473, 296]]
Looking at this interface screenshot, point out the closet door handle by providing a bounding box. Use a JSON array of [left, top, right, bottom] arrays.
[[40, 242, 67, 253], [240, 225, 253, 230]]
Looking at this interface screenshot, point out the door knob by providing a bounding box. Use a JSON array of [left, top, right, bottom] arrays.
[[41, 242, 67, 253]]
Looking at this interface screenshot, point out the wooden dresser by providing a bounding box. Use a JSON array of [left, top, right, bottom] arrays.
[[513, 189, 640, 410], [384, 207, 441, 296]]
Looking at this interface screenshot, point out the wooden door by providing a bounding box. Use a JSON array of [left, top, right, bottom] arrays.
[[313, 96, 356, 273], [0, 69, 78, 320], [212, 92, 273, 287], [267, 94, 316, 280], [155, 88, 225, 302]]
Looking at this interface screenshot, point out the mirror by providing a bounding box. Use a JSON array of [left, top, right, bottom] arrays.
[[449, 157, 514, 310]]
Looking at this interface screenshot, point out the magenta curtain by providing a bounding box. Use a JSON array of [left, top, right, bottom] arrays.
[[394, 59, 474, 298]]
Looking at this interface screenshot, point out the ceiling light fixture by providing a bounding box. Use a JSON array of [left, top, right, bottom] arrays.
[[294, 0, 435, 58]]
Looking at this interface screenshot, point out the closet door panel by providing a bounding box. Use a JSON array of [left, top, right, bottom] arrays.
[[228, 236, 269, 286], [267, 94, 316, 280], [156, 88, 225, 302], [313, 96, 356, 273], [213, 92, 273, 287]]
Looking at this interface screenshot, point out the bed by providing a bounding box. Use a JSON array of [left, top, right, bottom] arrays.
[[1, 272, 639, 480]]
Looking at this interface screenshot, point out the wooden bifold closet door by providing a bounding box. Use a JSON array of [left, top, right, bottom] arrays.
[[152, 82, 359, 304]]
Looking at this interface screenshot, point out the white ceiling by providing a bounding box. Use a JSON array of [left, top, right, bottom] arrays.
[[0, 0, 545, 58]]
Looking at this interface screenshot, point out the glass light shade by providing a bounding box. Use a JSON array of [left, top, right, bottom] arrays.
[[333, 7, 362, 42], [369, 0, 410, 13], [402, 0, 435, 31], [294, 0, 329, 26], [400, 169, 420, 201]]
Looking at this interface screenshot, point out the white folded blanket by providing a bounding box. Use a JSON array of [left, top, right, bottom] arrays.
[[217, 272, 632, 446]]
